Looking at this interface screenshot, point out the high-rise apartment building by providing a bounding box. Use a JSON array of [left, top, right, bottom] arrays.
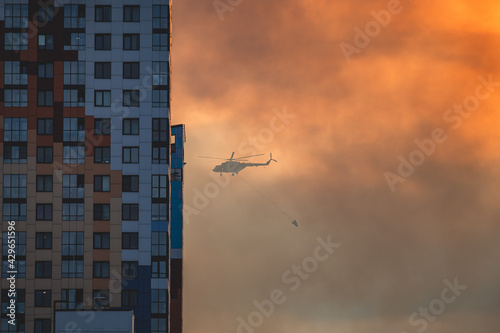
[[0, 1, 183, 332]]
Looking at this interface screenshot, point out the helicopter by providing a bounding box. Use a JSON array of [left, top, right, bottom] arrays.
[[199, 152, 277, 175]]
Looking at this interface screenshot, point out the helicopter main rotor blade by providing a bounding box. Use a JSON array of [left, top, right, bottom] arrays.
[[198, 156, 230, 160], [233, 154, 265, 160]]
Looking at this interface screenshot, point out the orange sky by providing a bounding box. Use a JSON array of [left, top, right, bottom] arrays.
[[173, 1, 500, 332]]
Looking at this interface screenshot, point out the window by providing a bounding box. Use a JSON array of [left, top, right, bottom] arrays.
[[94, 147, 110, 163], [64, 61, 86, 85], [37, 147, 53, 163], [35, 319, 51, 333], [152, 232, 168, 256], [2, 259, 26, 278], [36, 147, 52, 163], [122, 261, 138, 279], [38, 63, 54, 79], [35, 261, 52, 278], [4, 61, 28, 85], [123, 34, 140, 50], [63, 88, 85, 107], [35, 290, 51, 307], [123, 62, 139, 79], [4, 118, 27, 141], [124, 6, 140, 22], [37, 175, 53, 192], [64, 32, 85, 50], [95, 91, 111, 107], [93, 262, 110, 278], [2, 289, 26, 322], [123, 90, 140, 107], [3, 175, 26, 199], [152, 175, 168, 199], [64, 4, 85, 28], [63, 175, 84, 199], [37, 119, 53, 135], [151, 258, 168, 278], [4, 89, 28, 107], [95, 62, 111, 79], [95, 5, 111, 22], [63, 118, 85, 142], [61, 260, 83, 278], [123, 147, 139, 163], [123, 176, 139, 192], [151, 289, 168, 314], [121, 290, 138, 307], [2, 232, 26, 257], [153, 90, 169, 108], [3, 143, 27, 164], [38, 34, 54, 50], [36, 233, 52, 249], [36, 204, 52, 221], [153, 118, 169, 142], [152, 203, 168, 221], [5, 32, 28, 50], [62, 203, 84, 221], [153, 118, 169, 164], [62, 232, 84, 278], [151, 318, 167, 333], [37, 5, 54, 22], [95, 34, 111, 50], [122, 204, 139, 221], [153, 33, 169, 51], [61, 289, 83, 310], [4, 4, 28, 28], [123, 118, 139, 135], [94, 175, 110, 192], [2, 202, 26, 221], [122, 233, 139, 249], [94, 204, 110, 221], [63, 146, 85, 164], [62, 232, 84, 256], [37, 91, 53, 106], [94, 233, 110, 249], [4, 118, 27, 164], [153, 5, 169, 30], [1, 288, 25, 310], [63, 118, 85, 163], [93, 290, 109, 307], [153, 61, 169, 85], [2, 232, 26, 278], [153, 147, 168, 164]]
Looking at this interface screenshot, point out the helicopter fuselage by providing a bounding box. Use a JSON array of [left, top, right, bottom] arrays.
[[213, 160, 271, 175]]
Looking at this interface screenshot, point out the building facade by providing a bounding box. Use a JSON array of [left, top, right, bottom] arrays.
[[0, 1, 183, 332]]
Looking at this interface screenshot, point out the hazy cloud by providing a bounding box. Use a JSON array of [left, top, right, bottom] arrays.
[[174, 0, 500, 332]]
